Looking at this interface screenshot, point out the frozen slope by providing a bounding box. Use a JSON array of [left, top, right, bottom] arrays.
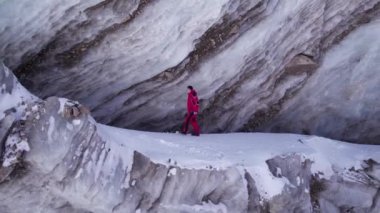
[[1, 0, 380, 144]]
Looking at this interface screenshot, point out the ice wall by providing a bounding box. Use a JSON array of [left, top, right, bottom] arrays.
[[0, 0, 380, 144], [264, 18, 380, 144]]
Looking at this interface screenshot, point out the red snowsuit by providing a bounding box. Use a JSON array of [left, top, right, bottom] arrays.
[[182, 89, 200, 135]]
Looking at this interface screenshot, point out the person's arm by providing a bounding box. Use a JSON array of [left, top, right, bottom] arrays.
[[191, 95, 199, 114]]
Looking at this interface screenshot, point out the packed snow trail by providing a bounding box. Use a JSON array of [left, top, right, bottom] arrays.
[[97, 124, 380, 199]]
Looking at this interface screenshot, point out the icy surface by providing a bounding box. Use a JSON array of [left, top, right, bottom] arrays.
[[97, 124, 380, 199], [266, 18, 380, 144], [2, 134, 30, 167]]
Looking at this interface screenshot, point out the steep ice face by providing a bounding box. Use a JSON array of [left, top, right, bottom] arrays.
[[264, 18, 380, 144], [0, 0, 104, 68], [1, 0, 379, 144]]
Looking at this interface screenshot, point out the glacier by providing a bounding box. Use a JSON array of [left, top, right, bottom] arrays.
[[1, 0, 380, 212], [1, 63, 380, 212]]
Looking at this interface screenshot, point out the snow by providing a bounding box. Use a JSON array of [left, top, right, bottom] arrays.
[[47, 116, 55, 142], [276, 167, 282, 176], [74, 168, 83, 179], [0, 64, 36, 120], [58, 98, 68, 115], [0, 83, 36, 120], [3, 65, 9, 77], [251, 166, 289, 198], [97, 124, 380, 200], [163, 201, 228, 213], [72, 119, 81, 126], [66, 122, 74, 131], [2, 135, 30, 167], [31, 105, 39, 112], [16, 139, 30, 152], [168, 168, 177, 177], [2, 155, 17, 168]]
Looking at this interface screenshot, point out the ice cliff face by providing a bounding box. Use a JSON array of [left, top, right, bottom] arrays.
[[0, 0, 380, 144], [262, 18, 380, 144], [1, 64, 380, 212]]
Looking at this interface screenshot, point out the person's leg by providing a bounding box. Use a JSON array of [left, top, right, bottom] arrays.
[[181, 113, 192, 134], [191, 115, 200, 136]]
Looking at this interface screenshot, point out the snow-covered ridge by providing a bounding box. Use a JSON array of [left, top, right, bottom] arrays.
[[1, 64, 380, 212]]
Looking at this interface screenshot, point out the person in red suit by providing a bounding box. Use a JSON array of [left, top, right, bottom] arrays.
[[181, 85, 200, 136]]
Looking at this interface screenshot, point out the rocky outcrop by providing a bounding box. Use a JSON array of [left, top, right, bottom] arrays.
[[1, 0, 380, 144]]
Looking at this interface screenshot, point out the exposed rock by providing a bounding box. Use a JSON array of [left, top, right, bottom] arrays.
[[63, 102, 90, 119], [284, 54, 318, 75]]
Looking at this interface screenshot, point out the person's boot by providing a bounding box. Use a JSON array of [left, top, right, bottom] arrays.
[[191, 132, 200, 136]]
